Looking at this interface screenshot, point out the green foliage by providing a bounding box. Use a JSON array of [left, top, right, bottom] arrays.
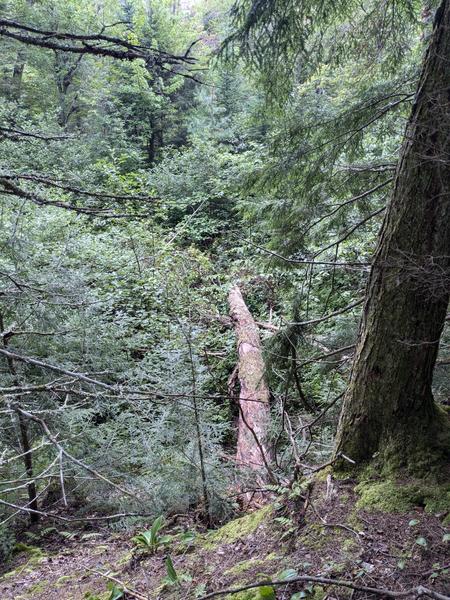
[[225, 586, 275, 600], [107, 584, 125, 600], [223, 0, 425, 98], [132, 516, 172, 553], [277, 568, 298, 581], [164, 555, 178, 584], [0, 0, 239, 534], [162, 554, 192, 586], [0, 524, 15, 564]]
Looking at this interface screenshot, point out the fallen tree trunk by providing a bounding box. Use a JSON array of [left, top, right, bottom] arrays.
[[228, 285, 273, 484]]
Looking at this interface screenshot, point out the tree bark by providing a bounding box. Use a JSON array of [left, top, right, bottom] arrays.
[[228, 286, 273, 484], [334, 0, 450, 473]]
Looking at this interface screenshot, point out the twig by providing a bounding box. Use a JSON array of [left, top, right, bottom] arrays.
[[299, 392, 345, 433], [0, 498, 155, 523], [311, 206, 386, 258], [86, 568, 148, 600], [247, 239, 371, 267], [290, 299, 364, 327], [59, 449, 68, 508], [198, 577, 450, 599], [237, 404, 278, 485], [302, 178, 393, 236], [310, 502, 361, 543], [0, 172, 158, 201]]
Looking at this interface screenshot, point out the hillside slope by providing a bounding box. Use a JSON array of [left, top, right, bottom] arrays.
[[1, 479, 449, 600]]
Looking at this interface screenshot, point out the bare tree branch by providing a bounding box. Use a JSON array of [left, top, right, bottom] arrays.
[[199, 576, 450, 600], [0, 18, 195, 68]]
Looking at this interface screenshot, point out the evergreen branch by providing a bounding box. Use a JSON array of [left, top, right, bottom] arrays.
[[246, 240, 371, 267], [312, 206, 386, 258], [297, 344, 356, 368], [302, 178, 393, 235]]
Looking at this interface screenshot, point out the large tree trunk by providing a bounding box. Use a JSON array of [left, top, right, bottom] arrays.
[[228, 286, 273, 484], [334, 1, 450, 474]]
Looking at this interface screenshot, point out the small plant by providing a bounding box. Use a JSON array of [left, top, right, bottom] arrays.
[[107, 584, 124, 600], [132, 516, 172, 554], [163, 555, 192, 586], [84, 584, 124, 600]]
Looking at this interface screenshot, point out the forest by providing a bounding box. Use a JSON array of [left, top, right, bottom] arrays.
[[0, 0, 449, 598]]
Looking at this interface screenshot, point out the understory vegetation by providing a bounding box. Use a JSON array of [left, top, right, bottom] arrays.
[[0, 0, 449, 599]]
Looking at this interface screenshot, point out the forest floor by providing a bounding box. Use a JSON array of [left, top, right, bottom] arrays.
[[1, 478, 449, 600]]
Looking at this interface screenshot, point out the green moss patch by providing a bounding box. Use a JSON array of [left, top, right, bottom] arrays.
[[224, 554, 282, 577], [355, 480, 450, 513], [225, 558, 263, 576], [13, 543, 45, 558], [225, 585, 275, 600], [203, 505, 272, 549], [28, 580, 50, 594], [56, 574, 76, 587], [0, 543, 48, 580]]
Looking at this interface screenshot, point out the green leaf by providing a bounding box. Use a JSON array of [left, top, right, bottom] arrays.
[[408, 519, 419, 526], [107, 585, 124, 600], [415, 537, 427, 548], [278, 568, 298, 581], [442, 533, 450, 543], [151, 515, 165, 536], [165, 555, 178, 583], [194, 583, 207, 598], [158, 535, 173, 545], [59, 531, 76, 539], [397, 559, 406, 570], [132, 531, 153, 548], [179, 531, 196, 543]]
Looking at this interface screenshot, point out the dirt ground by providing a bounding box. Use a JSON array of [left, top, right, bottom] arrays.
[[1, 479, 449, 599]]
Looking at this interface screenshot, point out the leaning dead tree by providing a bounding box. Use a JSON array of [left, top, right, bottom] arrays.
[[228, 285, 274, 486]]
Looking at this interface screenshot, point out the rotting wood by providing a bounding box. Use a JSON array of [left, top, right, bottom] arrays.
[[228, 285, 274, 487]]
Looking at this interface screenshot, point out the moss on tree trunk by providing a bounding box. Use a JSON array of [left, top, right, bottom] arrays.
[[334, 0, 450, 475]]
